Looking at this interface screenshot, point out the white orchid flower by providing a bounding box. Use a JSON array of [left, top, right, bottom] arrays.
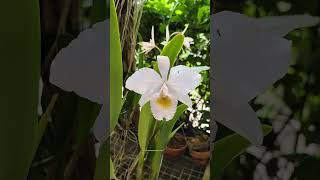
[[181, 24, 194, 49], [50, 20, 109, 142], [139, 26, 159, 54], [126, 56, 209, 121], [183, 37, 194, 49], [161, 25, 194, 49], [213, 11, 319, 145]]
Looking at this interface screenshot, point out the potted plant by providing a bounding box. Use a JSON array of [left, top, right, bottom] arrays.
[[187, 133, 210, 166], [164, 132, 188, 159]]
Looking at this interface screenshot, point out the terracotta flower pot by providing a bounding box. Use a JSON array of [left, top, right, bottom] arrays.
[[187, 135, 210, 166], [164, 143, 188, 159], [164, 133, 187, 159], [190, 150, 210, 166]]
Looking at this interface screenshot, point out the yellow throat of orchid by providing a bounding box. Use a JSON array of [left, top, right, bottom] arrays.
[[156, 95, 172, 109], [156, 84, 172, 109]]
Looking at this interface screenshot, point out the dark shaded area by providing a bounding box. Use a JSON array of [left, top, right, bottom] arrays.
[[28, 0, 105, 179], [215, 0, 320, 179]]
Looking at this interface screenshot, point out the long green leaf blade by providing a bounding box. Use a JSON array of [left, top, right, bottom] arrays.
[[31, 94, 58, 160], [95, 0, 122, 180], [0, 0, 40, 179], [160, 34, 184, 66], [167, 104, 188, 138], [137, 103, 155, 179], [150, 104, 188, 179], [94, 138, 110, 180], [110, 0, 123, 132], [110, 158, 117, 180], [138, 103, 155, 151]]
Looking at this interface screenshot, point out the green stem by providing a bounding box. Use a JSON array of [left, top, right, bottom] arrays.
[[150, 151, 164, 180], [137, 120, 160, 179], [136, 152, 145, 180]]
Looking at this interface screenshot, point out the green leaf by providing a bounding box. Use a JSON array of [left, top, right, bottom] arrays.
[[138, 103, 156, 151], [150, 104, 187, 179], [211, 125, 272, 179], [155, 104, 187, 147], [0, 0, 40, 179], [31, 94, 59, 160], [166, 104, 188, 140], [160, 34, 185, 66], [202, 164, 210, 180], [169, 123, 184, 139], [110, 159, 118, 180], [136, 103, 156, 180], [95, 1, 121, 180], [94, 138, 110, 180], [197, 6, 210, 24], [110, 0, 123, 132]]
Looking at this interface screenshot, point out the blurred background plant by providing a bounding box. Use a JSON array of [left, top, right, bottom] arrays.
[[28, 0, 108, 180], [215, 0, 320, 179]]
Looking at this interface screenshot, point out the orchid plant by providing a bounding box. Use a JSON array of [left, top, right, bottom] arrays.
[[129, 25, 209, 179]]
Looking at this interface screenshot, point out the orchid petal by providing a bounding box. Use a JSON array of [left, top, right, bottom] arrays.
[[183, 42, 190, 49], [139, 87, 161, 107], [167, 65, 203, 94], [139, 42, 155, 49], [139, 42, 156, 54], [126, 67, 163, 95], [167, 65, 208, 107], [126, 67, 163, 107], [169, 88, 192, 107], [139, 26, 157, 54], [150, 93, 178, 121], [157, 56, 170, 80], [184, 37, 194, 49], [191, 66, 210, 73]]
